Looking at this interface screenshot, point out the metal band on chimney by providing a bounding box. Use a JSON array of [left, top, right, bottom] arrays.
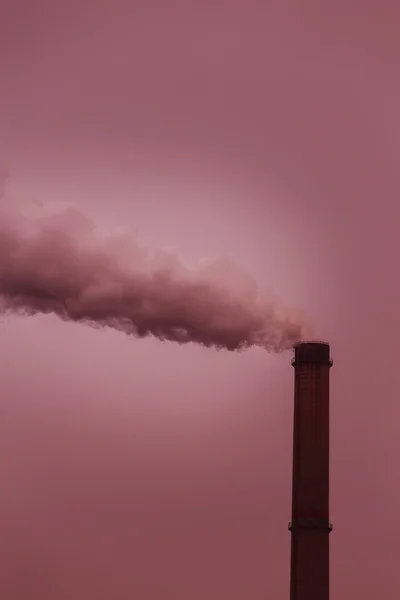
[[288, 518, 333, 532]]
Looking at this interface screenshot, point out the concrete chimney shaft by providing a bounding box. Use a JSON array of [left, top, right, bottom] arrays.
[[289, 341, 333, 600]]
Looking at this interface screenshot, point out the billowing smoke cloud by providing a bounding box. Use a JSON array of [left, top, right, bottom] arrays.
[[0, 195, 313, 352]]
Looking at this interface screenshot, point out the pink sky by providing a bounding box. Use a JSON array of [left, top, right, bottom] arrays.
[[1, 1, 400, 598]]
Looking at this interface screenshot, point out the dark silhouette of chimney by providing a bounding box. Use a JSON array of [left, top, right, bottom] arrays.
[[289, 341, 333, 600]]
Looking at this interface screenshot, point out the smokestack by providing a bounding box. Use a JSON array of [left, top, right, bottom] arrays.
[[289, 340, 333, 600]]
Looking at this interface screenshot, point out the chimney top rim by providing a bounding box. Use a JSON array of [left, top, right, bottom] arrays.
[[294, 339, 330, 348]]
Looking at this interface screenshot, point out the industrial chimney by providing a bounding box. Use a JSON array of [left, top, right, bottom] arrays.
[[289, 341, 333, 600]]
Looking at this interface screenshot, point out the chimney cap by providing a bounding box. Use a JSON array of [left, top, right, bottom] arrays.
[[292, 340, 333, 367]]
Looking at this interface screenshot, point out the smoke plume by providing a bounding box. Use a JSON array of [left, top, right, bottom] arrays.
[[0, 198, 313, 352]]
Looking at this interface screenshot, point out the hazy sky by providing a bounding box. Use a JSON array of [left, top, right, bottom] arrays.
[[1, 1, 400, 598]]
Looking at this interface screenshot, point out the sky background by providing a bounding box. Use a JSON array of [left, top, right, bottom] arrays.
[[1, 1, 400, 598]]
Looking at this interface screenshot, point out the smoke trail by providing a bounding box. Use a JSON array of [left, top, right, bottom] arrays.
[[0, 198, 313, 352]]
